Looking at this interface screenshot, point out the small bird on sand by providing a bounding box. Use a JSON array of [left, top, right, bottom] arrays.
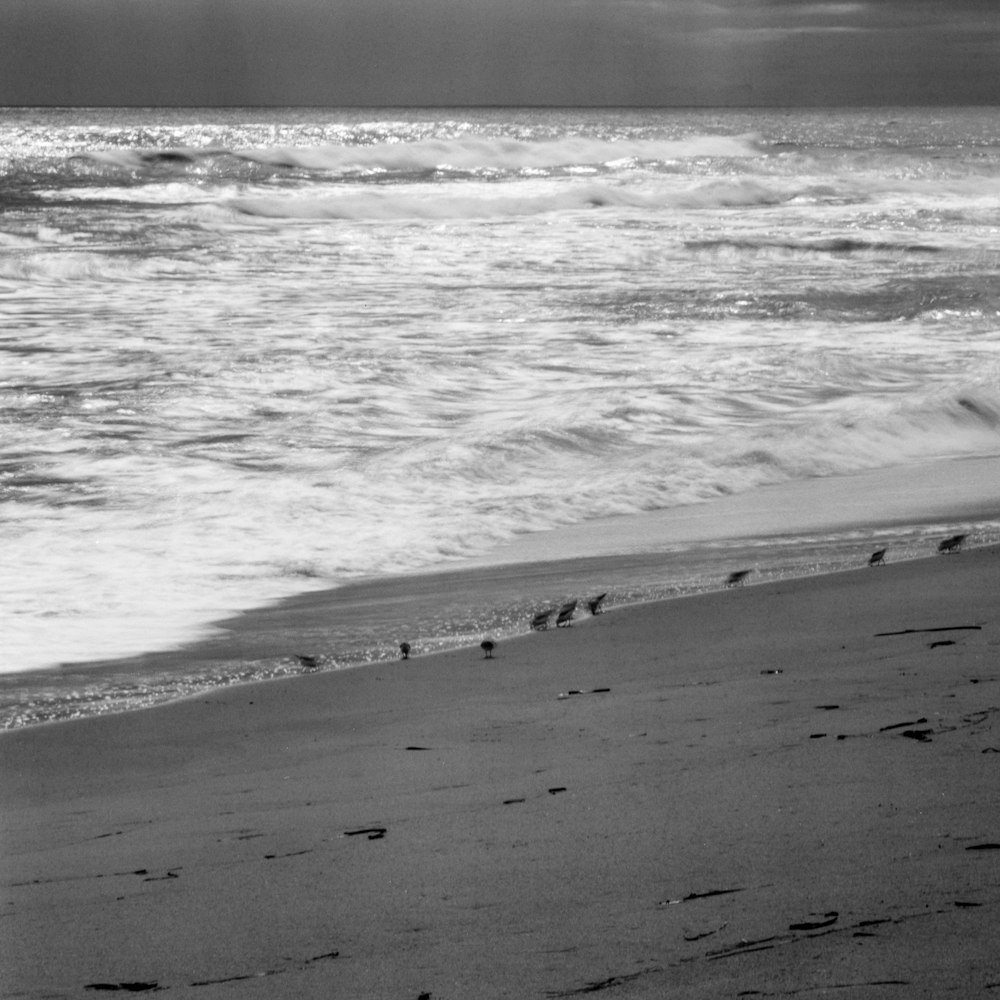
[[481, 640, 495, 659], [937, 533, 967, 554], [294, 653, 319, 669], [400, 642, 411, 660]]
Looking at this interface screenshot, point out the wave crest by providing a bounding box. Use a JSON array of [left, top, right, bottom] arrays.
[[60, 132, 762, 182], [227, 177, 794, 221], [234, 133, 764, 174]]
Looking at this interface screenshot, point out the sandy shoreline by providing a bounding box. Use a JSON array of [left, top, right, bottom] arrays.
[[3, 543, 999, 998], [5, 454, 999, 728]]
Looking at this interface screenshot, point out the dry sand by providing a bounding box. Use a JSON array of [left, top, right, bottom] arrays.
[[2, 545, 999, 999]]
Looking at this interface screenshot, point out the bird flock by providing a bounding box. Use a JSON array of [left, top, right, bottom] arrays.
[[293, 533, 972, 671]]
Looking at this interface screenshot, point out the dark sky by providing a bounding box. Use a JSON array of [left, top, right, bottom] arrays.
[[2, 0, 999, 107]]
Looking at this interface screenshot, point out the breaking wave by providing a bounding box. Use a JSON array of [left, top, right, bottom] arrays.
[[65, 132, 762, 176], [227, 178, 799, 221], [232, 132, 764, 173]]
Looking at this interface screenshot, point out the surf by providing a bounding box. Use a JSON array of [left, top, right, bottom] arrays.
[[3, 105, 1000, 726]]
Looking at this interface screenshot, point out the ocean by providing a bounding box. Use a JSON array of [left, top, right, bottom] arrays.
[[2, 105, 1000, 727]]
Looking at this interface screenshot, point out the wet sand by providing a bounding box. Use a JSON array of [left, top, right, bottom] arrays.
[[2, 544, 1000, 998]]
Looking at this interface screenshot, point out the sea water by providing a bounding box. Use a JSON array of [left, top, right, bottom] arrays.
[[2, 106, 1000, 726]]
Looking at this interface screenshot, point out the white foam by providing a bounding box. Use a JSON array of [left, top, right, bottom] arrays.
[[234, 133, 764, 173]]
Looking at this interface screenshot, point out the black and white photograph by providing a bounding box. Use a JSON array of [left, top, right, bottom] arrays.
[[2, 2, 1000, 997]]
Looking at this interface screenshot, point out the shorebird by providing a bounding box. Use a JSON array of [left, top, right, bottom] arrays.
[[530, 609, 554, 631], [869, 548, 886, 567], [938, 533, 967, 554], [294, 653, 319, 669], [588, 593, 607, 615], [725, 569, 752, 587], [399, 642, 411, 660], [481, 640, 495, 659], [556, 600, 577, 627]]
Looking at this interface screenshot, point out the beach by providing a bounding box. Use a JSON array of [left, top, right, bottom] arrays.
[[3, 541, 999, 998], [6, 105, 1000, 692]]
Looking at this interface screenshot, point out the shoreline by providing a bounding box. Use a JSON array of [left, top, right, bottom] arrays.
[[3, 454, 999, 729], [3, 544, 999, 997], [2, 525, 995, 731]]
